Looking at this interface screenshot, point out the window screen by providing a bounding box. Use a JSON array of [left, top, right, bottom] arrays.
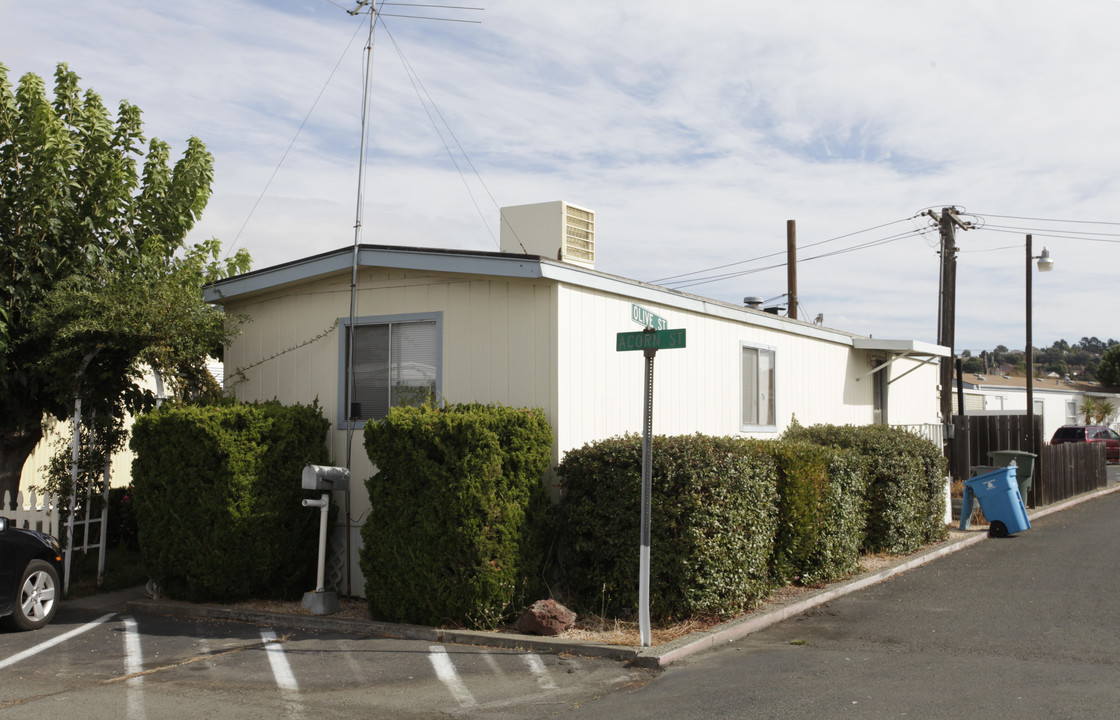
[[742, 345, 775, 429], [344, 318, 438, 422]]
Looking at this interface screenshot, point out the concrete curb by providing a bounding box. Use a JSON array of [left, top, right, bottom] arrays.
[[126, 483, 1120, 669], [125, 597, 637, 661]]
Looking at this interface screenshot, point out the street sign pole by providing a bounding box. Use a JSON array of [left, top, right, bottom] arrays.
[[639, 340, 655, 647], [616, 323, 684, 648]]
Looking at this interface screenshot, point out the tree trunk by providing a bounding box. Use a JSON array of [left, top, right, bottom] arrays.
[[0, 423, 43, 509]]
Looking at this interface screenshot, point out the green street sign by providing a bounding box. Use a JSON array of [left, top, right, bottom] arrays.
[[631, 303, 668, 330], [616, 328, 687, 352]]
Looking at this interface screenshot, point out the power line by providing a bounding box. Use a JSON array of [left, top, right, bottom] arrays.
[[223, 14, 369, 260], [976, 224, 1120, 244], [657, 207, 1120, 293], [663, 225, 927, 290], [380, 20, 501, 248], [651, 217, 916, 285], [973, 212, 1120, 227]]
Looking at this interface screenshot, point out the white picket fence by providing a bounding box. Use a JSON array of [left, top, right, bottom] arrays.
[[2, 490, 61, 537]]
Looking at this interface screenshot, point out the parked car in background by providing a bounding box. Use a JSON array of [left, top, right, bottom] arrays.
[[1050, 425, 1120, 463], [0, 517, 63, 631]]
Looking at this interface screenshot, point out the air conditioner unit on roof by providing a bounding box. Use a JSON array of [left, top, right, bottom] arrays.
[[499, 201, 595, 269]]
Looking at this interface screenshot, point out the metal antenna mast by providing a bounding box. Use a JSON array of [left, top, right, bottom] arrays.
[[345, 0, 376, 469], [342, 0, 378, 596], [338, 0, 481, 596]]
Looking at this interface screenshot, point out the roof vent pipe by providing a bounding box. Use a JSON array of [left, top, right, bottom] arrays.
[[743, 296, 764, 309]]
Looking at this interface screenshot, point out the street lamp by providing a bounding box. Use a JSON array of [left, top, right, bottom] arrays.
[[1025, 234, 1053, 494]]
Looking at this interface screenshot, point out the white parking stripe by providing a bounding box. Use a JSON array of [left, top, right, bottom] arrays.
[[261, 629, 299, 691], [261, 629, 303, 719], [482, 651, 506, 676], [428, 646, 477, 708], [0, 613, 115, 670], [522, 653, 558, 690], [121, 616, 144, 719]]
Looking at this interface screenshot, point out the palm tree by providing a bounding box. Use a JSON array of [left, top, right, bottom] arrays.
[[1095, 399, 1115, 425], [1080, 397, 1101, 424], [1080, 397, 1115, 424]]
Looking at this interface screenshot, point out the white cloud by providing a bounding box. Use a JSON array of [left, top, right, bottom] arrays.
[[4, 0, 1120, 352]]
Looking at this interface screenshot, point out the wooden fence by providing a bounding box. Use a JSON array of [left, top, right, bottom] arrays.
[[1038, 442, 1108, 505], [949, 415, 1107, 507]]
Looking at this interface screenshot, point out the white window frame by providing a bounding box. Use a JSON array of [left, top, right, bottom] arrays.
[[740, 342, 777, 433], [1066, 399, 1079, 425], [337, 311, 443, 429]]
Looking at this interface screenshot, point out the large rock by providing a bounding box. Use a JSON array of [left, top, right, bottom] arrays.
[[515, 599, 577, 636]]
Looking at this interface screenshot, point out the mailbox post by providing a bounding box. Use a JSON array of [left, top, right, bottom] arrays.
[[300, 464, 350, 615]]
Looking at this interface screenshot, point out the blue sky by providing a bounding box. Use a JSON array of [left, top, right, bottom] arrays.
[[4, 0, 1120, 355]]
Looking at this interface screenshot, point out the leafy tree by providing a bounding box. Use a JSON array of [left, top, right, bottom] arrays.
[[0, 61, 249, 506], [1044, 360, 1069, 378], [1080, 337, 1106, 354], [961, 357, 984, 374], [1097, 345, 1120, 388]]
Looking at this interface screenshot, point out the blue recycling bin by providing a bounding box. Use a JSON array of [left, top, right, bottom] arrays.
[[959, 466, 1031, 538]]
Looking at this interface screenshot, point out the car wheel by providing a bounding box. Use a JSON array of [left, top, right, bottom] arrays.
[[7, 560, 60, 631]]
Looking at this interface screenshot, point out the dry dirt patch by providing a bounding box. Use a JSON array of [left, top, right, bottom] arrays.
[[228, 530, 978, 647]]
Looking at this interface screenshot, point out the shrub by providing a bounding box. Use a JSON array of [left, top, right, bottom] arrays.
[[106, 485, 139, 551], [798, 449, 867, 585], [360, 403, 552, 629], [782, 423, 947, 554], [768, 441, 866, 587], [130, 402, 330, 602], [555, 434, 778, 622]]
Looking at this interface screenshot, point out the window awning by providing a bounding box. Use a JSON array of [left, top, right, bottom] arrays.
[[852, 339, 949, 385]]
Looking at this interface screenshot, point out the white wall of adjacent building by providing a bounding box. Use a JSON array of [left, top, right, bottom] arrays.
[[961, 384, 1113, 442]]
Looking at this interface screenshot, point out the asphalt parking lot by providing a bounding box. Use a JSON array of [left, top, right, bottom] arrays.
[[1, 603, 651, 719], [5, 477, 1117, 718]]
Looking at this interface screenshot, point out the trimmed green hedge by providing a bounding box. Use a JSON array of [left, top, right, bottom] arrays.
[[554, 427, 945, 621], [769, 441, 867, 587], [360, 403, 552, 629], [555, 434, 778, 622], [782, 423, 948, 554], [130, 402, 330, 602]]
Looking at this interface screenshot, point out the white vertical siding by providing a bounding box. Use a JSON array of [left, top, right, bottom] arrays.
[[881, 357, 942, 426], [552, 284, 895, 461]]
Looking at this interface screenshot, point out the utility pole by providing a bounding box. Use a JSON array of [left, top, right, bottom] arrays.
[[786, 220, 798, 320], [924, 207, 972, 431]]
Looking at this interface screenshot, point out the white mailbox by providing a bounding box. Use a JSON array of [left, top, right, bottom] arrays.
[[301, 464, 350, 492]]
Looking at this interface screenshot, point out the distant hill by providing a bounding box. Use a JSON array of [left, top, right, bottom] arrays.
[[960, 337, 1118, 382]]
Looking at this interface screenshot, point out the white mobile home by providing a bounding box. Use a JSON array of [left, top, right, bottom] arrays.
[[205, 208, 946, 594]]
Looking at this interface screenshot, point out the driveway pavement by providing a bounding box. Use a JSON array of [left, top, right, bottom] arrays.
[[114, 482, 1120, 669]]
